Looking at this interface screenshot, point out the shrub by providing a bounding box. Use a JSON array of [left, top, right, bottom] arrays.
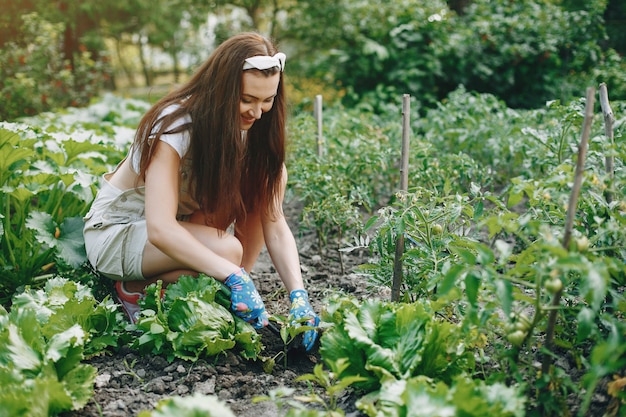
[[0, 13, 111, 121]]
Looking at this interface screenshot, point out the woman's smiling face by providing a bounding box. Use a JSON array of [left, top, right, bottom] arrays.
[[239, 71, 281, 130]]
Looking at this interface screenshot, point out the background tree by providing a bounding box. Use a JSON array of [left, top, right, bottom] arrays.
[[285, 0, 625, 110], [1, 0, 624, 120], [0, 3, 111, 120]]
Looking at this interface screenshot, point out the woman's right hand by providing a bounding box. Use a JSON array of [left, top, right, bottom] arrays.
[[224, 268, 269, 329]]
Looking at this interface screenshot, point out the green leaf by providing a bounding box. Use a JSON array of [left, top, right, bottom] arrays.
[[166, 274, 219, 304], [1, 322, 42, 372], [55, 216, 87, 267], [494, 278, 513, 318], [576, 307, 595, 343], [0, 143, 34, 183], [322, 297, 471, 391], [26, 211, 57, 248], [35, 374, 74, 416], [582, 264, 608, 312], [6, 186, 35, 204], [233, 318, 262, 359], [404, 378, 456, 417], [438, 263, 465, 296], [44, 324, 86, 374], [464, 270, 480, 307], [61, 138, 105, 165], [60, 364, 97, 410]]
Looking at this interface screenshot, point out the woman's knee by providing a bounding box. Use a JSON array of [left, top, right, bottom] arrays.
[[191, 224, 243, 264], [221, 233, 244, 265]]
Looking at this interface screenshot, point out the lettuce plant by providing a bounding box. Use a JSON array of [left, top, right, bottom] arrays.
[[357, 375, 526, 417], [0, 282, 103, 416], [320, 295, 475, 392], [10, 277, 125, 355], [132, 274, 262, 362]]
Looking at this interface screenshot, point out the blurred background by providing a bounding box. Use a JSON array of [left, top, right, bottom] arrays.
[[1, 0, 625, 121]]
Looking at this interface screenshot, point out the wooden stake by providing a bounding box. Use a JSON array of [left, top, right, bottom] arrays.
[[599, 83, 615, 203], [314, 95, 324, 157], [391, 94, 411, 302]]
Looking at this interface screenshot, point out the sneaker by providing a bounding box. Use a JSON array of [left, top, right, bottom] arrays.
[[114, 281, 142, 324]]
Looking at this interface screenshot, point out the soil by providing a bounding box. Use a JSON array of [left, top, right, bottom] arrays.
[[62, 201, 373, 417], [60, 201, 614, 417]]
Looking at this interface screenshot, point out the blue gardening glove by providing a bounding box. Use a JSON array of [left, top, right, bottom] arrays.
[[225, 268, 269, 329], [289, 289, 320, 351]]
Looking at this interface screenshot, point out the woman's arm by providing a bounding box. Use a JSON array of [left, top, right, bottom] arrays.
[[261, 165, 305, 293], [143, 140, 241, 280]]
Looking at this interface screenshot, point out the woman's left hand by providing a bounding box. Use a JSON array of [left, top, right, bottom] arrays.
[[289, 289, 320, 351]]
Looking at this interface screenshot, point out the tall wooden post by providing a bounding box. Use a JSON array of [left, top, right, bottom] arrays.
[[391, 94, 411, 301], [599, 83, 615, 203], [314, 95, 324, 157]]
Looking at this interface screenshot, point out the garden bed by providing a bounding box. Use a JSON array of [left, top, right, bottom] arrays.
[[62, 204, 373, 417]]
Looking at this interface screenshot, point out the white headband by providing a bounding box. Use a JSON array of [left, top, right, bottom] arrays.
[[243, 52, 286, 72]]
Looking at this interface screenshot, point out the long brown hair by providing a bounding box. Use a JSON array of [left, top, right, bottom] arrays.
[[133, 32, 286, 230]]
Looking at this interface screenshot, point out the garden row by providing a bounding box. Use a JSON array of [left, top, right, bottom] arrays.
[[1, 87, 625, 415]]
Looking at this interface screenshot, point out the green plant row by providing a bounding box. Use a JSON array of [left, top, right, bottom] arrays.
[[286, 87, 625, 415], [0, 278, 123, 416], [1, 89, 625, 415], [0, 94, 148, 304], [0, 275, 269, 416]]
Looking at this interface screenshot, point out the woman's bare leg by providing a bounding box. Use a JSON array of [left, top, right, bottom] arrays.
[[124, 218, 243, 293], [235, 210, 265, 272]]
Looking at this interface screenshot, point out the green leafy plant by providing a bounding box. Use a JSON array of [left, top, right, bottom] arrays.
[[0, 13, 110, 121], [254, 359, 366, 417], [287, 108, 401, 273], [131, 275, 262, 362], [262, 313, 318, 371], [0, 279, 109, 416], [9, 277, 124, 356], [295, 360, 367, 414], [0, 95, 143, 305], [319, 295, 475, 392], [357, 374, 526, 417], [358, 188, 481, 300], [0, 125, 113, 304]]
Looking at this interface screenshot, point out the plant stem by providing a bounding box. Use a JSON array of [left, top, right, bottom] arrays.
[[541, 86, 595, 376]]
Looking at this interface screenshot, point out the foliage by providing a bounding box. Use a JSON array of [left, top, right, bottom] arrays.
[[132, 275, 263, 361], [359, 189, 481, 299], [440, 0, 613, 108], [294, 361, 367, 413], [289, 0, 624, 110], [0, 280, 104, 416], [256, 360, 366, 416], [0, 94, 147, 306], [0, 275, 263, 416], [417, 87, 538, 188], [2, 86, 625, 415], [319, 295, 476, 392], [9, 277, 125, 356], [0, 13, 110, 121], [357, 374, 527, 417], [0, 126, 95, 303], [287, 105, 400, 257], [349, 90, 626, 415]]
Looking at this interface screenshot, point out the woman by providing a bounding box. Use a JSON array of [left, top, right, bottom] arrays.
[[83, 32, 319, 351]]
